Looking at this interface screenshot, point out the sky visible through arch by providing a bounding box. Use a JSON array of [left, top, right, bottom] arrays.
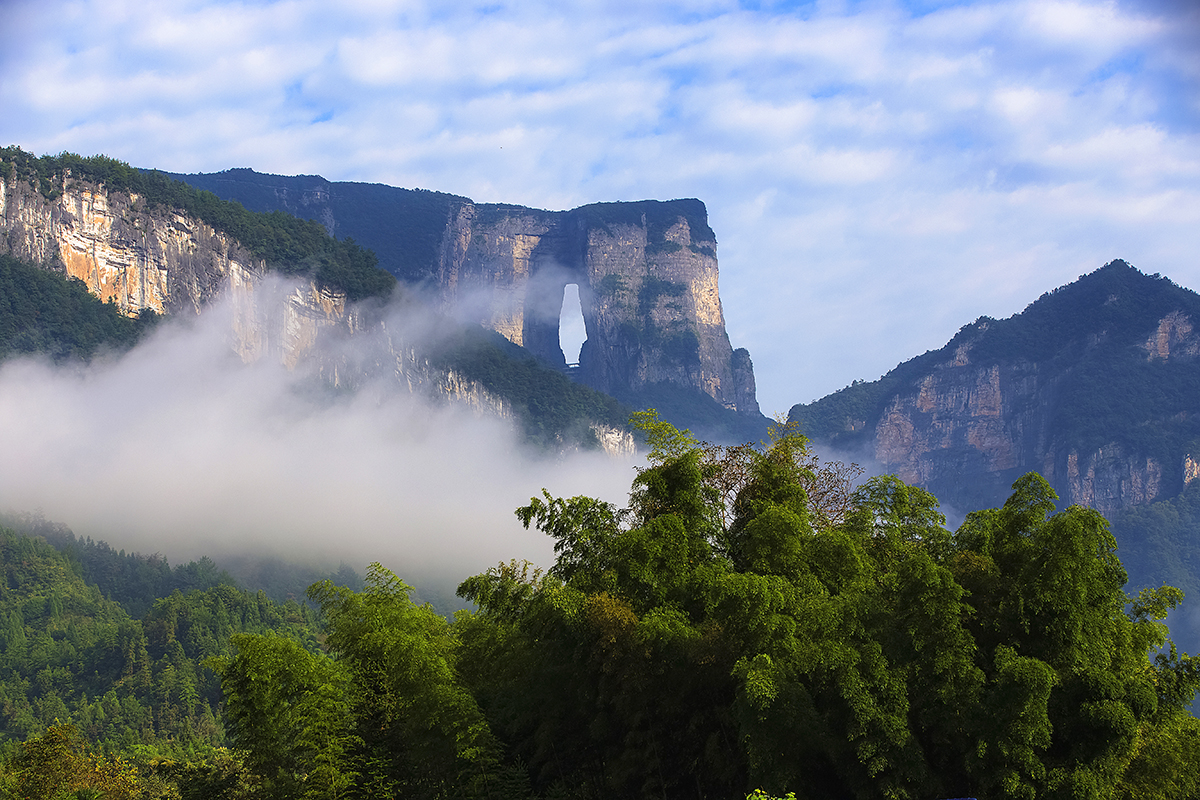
[[1, 0, 1198, 416]]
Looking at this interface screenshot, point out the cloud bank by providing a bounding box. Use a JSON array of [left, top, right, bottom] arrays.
[[1, 0, 1197, 414], [0, 283, 638, 587]]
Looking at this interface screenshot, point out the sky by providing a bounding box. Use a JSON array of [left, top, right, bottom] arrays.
[[1, 0, 1198, 417]]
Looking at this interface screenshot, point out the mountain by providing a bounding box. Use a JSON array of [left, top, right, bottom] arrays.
[[167, 167, 768, 440], [789, 260, 1200, 518], [0, 148, 639, 450]]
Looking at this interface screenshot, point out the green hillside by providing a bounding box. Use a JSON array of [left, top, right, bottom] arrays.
[[0, 254, 159, 362], [0, 527, 319, 751]]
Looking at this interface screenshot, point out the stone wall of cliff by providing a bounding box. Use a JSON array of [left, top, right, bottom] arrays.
[[0, 172, 253, 317], [0, 170, 637, 457], [869, 352, 1175, 517], [434, 200, 760, 416], [167, 169, 762, 419]]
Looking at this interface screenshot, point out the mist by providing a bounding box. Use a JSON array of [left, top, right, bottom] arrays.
[[0, 279, 640, 591]]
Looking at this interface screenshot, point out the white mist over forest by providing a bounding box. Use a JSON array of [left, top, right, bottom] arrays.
[[0, 280, 639, 589]]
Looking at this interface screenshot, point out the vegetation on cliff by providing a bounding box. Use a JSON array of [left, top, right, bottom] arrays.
[[430, 325, 632, 449], [0, 254, 159, 362], [166, 167, 468, 286], [0, 148, 395, 301]]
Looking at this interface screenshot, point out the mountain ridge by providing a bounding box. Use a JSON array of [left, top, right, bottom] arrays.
[[790, 259, 1200, 516]]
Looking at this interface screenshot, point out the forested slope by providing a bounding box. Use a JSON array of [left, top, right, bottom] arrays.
[[0, 421, 1198, 799], [0, 527, 319, 751]]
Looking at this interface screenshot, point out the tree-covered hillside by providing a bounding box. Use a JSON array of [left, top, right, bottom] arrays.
[[0, 527, 319, 752], [0, 254, 159, 362]]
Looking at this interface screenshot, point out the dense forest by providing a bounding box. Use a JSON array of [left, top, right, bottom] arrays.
[[0, 415, 1196, 799]]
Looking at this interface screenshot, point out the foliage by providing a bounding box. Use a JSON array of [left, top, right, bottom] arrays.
[[0, 526, 318, 755], [1110, 480, 1200, 601], [0, 254, 158, 362], [0, 148, 395, 302], [210, 634, 355, 800], [164, 169, 468, 287], [303, 565, 502, 799], [0, 723, 142, 800], [3, 512, 234, 620], [430, 325, 631, 448], [457, 417, 1200, 800]]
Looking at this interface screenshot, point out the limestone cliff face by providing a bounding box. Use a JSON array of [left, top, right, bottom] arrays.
[[168, 169, 761, 418], [870, 351, 1170, 517], [0, 171, 637, 457], [435, 200, 759, 416], [1, 172, 256, 317]]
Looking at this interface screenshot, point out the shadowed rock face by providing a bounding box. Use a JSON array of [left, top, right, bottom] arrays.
[[168, 169, 761, 417], [868, 355, 1176, 518], [434, 200, 759, 416]]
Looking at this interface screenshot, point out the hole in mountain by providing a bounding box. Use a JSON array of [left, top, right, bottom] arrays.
[[559, 283, 586, 367]]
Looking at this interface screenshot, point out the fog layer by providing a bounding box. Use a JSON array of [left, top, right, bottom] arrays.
[[0, 281, 638, 587]]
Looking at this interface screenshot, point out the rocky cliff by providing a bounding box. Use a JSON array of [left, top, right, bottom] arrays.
[[0, 160, 636, 456], [169, 169, 762, 421], [435, 199, 758, 416], [791, 261, 1200, 517], [0, 167, 357, 372]]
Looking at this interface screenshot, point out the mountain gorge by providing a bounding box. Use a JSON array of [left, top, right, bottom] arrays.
[[790, 261, 1200, 518]]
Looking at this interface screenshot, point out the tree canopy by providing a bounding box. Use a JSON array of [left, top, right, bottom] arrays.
[[456, 418, 1200, 800]]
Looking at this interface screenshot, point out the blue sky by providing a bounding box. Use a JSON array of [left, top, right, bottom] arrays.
[[2, 0, 1198, 416]]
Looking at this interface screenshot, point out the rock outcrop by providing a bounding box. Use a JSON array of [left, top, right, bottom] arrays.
[[867, 353, 1171, 517], [169, 169, 761, 417], [0, 169, 359, 373], [0, 167, 638, 456], [435, 199, 758, 415], [1, 172, 250, 317]]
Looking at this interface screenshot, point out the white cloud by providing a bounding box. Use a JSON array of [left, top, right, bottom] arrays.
[[0, 280, 638, 586], [1, 0, 1197, 418]]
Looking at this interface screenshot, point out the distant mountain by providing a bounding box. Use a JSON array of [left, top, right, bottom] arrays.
[[790, 260, 1200, 518]]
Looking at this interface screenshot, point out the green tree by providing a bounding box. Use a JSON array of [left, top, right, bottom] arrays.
[[0, 723, 141, 799], [210, 633, 356, 800], [457, 416, 1200, 800], [307, 564, 497, 800]]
